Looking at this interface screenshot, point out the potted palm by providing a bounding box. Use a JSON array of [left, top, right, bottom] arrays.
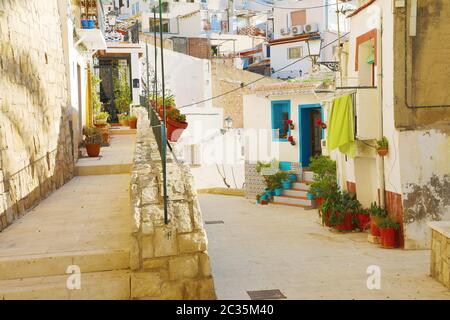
[[330, 191, 354, 232], [378, 217, 400, 248], [166, 108, 188, 142], [376, 136, 389, 156], [83, 126, 103, 157], [309, 155, 338, 209]]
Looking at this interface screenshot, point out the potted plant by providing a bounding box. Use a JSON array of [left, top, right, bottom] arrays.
[[355, 208, 371, 232], [287, 172, 297, 182], [256, 194, 261, 204], [83, 126, 103, 157], [94, 111, 109, 128], [369, 202, 388, 237], [330, 191, 354, 232], [378, 217, 400, 248], [166, 108, 188, 142], [114, 64, 132, 120], [287, 135, 296, 146], [287, 119, 295, 130], [274, 183, 283, 196], [261, 193, 269, 205], [128, 115, 137, 129], [281, 179, 291, 190], [316, 119, 327, 129], [158, 95, 175, 118], [118, 114, 129, 126], [306, 192, 315, 200], [376, 136, 389, 156], [309, 155, 338, 208]]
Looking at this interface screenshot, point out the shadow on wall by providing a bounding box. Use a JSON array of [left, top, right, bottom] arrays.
[[0, 40, 74, 231]]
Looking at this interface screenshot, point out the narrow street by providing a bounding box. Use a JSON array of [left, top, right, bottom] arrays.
[[200, 194, 450, 300]]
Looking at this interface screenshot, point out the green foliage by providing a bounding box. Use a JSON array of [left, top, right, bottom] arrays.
[[266, 171, 288, 190], [95, 111, 109, 120], [167, 108, 186, 122], [113, 65, 132, 114], [256, 194, 261, 201], [369, 202, 388, 218], [91, 73, 102, 116], [309, 155, 338, 199], [118, 114, 129, 121], [83, 126, 103, 145], [378, 217, 400, 230], [376, 136, 389, 149], [129, 115, 137, 121], [256, 160, 272, 173]]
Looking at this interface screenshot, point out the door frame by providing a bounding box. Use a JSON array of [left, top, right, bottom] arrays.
[[298, 103, 322, 167]]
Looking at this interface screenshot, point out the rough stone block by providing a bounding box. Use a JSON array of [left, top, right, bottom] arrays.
[[154, 226, 178, 257], [170, 201, 193, 233], [199, 252, 212, 277], [141, 185, 159, 205], [130, 236, 140, 271], [131, 271, 162, 298], [191, 200, 204, 230], [161, 281, 185, 300], [169, 255, 199, 281], [178, 231, 207, 254], [199, 278, 217, 300], [143, 257, 168, 270], [142, 236, 154, 259]]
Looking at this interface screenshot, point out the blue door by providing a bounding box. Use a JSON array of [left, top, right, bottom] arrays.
[[298, 104, 323, 167]]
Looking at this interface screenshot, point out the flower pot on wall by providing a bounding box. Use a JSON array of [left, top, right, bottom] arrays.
[[166, 117, 188, 142], [85, 144, 101, 157], [356, 213, 371, 231], [377, 148, 388, 156]]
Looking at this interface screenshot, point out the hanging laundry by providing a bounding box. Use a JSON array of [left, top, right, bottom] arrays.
[[327, 94, 356, 157]]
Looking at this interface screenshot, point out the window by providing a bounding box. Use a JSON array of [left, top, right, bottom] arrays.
[[287, 47, 303, 60], [149, 18, 170, 33], [271, 101, 291, 141], [291, 10, 306, 26]]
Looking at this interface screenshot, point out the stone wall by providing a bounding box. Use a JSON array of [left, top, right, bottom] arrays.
[[430, 226, 450, 289], [211, 59, 278, 129], [129, 108, 216, 300], [0, 0, 74, 231], [245, 162, 266, 200]]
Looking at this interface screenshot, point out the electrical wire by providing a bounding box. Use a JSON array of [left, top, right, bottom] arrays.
[[178, 32, 350, 109], [248, 0, 352, 11]]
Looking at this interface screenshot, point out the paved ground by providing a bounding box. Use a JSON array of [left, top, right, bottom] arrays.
[[199, 194, 450, 300], [0, 134, 135, 258]]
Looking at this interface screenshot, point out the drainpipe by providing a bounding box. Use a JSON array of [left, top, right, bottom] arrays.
[[377, 13, 386, 209]]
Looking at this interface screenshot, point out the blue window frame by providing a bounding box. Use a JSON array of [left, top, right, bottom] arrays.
[[271, 100, 291, 141]]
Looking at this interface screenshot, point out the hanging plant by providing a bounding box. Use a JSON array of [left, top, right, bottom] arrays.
[[288, 135, 296, 146], [287, 119, 295, 130], [316, 119, 327, 129]]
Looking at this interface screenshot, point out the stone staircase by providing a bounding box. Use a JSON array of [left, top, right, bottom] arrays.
[[272, 170, 317, 209], [0, 249, 131, 299]]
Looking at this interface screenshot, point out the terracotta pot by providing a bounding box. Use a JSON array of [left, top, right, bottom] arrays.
[[377, 148, 388, 156], [129, 118, 137, 129], [334, 212, 354, 232], [370, 217, 381, 236], [158, 105, 174, 118], [166, 117, 188, 142], [380, 228, 397, 248], [94, 123, 107, 128], [85, 143, 100, 157], [356, 213, 371, 231]]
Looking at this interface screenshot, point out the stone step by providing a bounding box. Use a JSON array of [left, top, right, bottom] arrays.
[[282, 189, 309, 198], [0, 249, 130, 281], [292, 182, 311, 190], [0, 270, 131, 300], [110, 128, 136, 135], [303, 170, 314, 182], [273, 195, 316, 208], [74, 163, 132, 176]]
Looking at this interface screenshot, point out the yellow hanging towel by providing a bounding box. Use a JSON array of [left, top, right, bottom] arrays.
[[327, 94, 356, 157]]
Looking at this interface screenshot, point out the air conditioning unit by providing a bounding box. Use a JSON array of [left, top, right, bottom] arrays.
[[304, 23, 319, 33], [280, 27, 290, 35], [291, 25, 304, 35]]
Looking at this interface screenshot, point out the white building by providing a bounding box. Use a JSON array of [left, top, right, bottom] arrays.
[[268, 0, 354, 79]]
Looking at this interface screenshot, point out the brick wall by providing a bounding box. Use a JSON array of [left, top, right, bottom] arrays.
[[0, 0, 74, 231], [187, 38, 211, 60]]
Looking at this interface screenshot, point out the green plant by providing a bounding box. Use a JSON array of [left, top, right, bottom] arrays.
[[113, 65, 132, 115], [118, 114, 129, 121], [91, 73, 102, 116], [129, 115, 137, 121], [95, 111, 109, 121], [369, 202, 388, 218], [376, 136, 389, 149], [256, 194, 261, 202], [167, 108, 186, 122], [309, 155, 338, 199], [378, 217, 400, 230], [83, 126, 103, 145]]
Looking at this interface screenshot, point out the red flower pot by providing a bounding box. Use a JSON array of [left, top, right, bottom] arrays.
[[377, 148, 388, 156], [356, 213, 371, 231], [85, 144, 101, 157], [380, 228, 397, 248], [261, 200, 268, 205], [166, 117, 188, 142], [334, 212, 354, 232], [317, 197, 324, 208], [370, 217, 380, 236]]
